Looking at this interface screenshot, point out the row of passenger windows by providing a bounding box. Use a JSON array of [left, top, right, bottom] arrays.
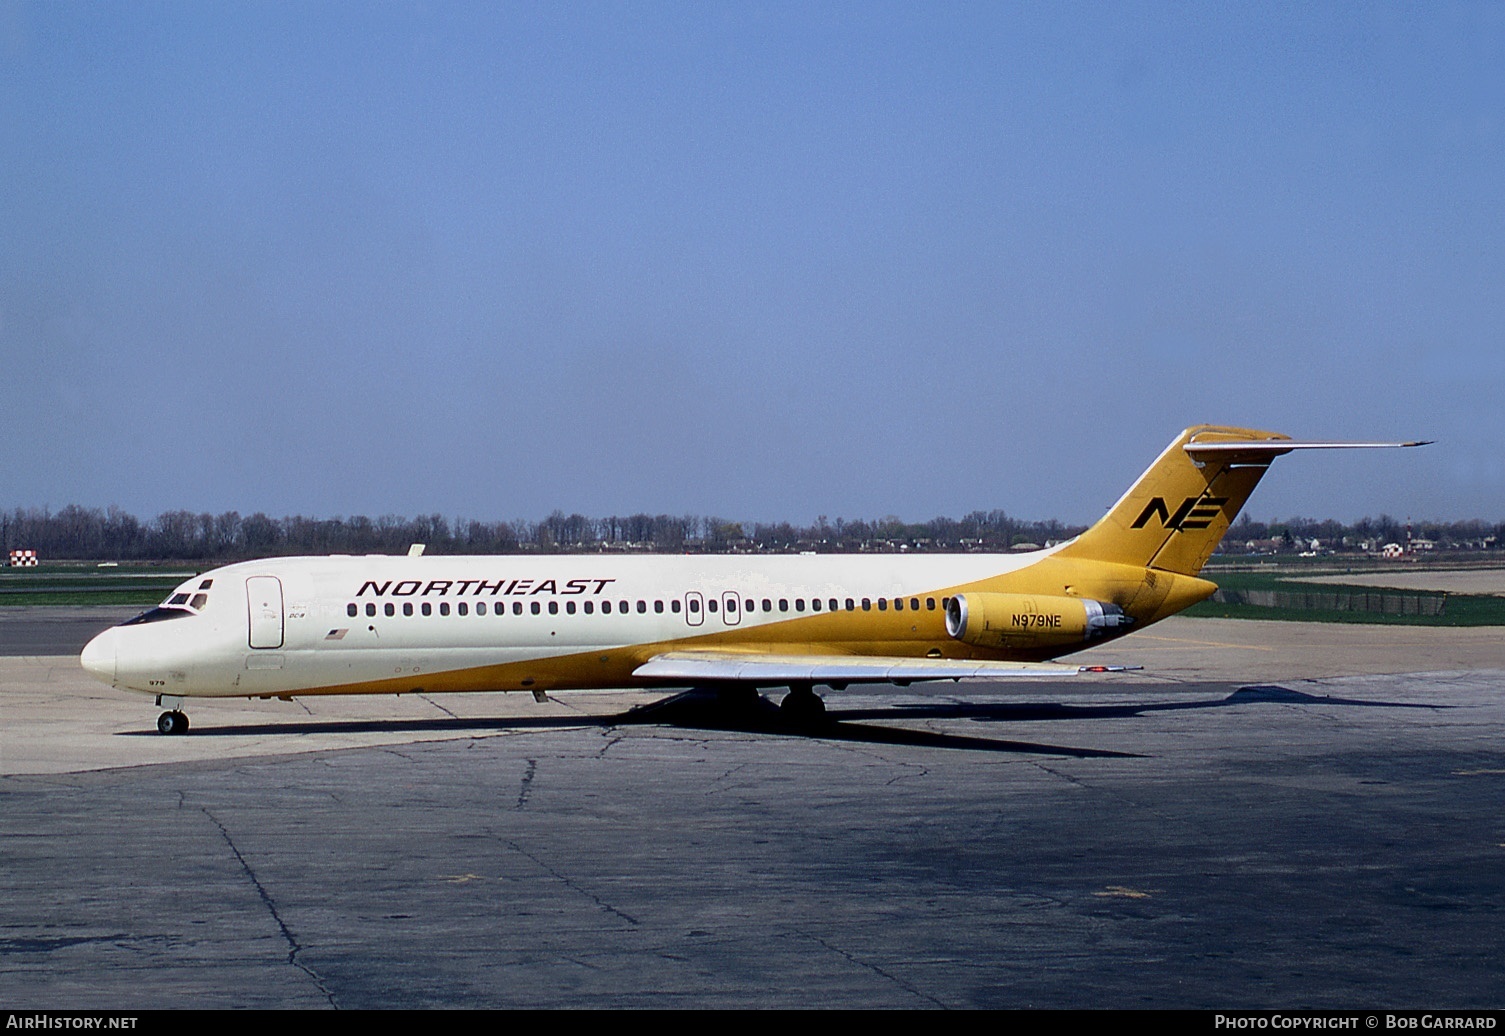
[[346, 596, 944, 619]]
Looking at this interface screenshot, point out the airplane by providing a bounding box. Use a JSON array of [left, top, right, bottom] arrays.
[[79, 425, 1427, 734]]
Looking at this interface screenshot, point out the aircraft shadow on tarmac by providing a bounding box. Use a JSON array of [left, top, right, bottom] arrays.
[[116, 684, 1444, 759]]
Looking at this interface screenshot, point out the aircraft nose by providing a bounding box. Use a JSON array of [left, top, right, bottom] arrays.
[[80, 628, 117, 684]]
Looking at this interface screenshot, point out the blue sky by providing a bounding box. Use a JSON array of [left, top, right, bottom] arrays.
[[2, 2, 1500, 526]]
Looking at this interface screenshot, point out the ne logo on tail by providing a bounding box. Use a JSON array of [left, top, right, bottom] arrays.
[[1130, 495, 1229, 531]]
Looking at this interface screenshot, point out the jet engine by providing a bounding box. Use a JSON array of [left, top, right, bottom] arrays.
[[945, 592, 1131, 650]]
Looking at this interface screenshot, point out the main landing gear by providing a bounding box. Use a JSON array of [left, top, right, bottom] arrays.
[[157, 710, 190, 735], [779, 683, 827, 727]]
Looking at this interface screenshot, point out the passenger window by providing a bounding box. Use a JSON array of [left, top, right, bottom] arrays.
[[708, 599, 718, 613], [762, 599, 772, 612], [457, 602, 468, 616], [347, 603, 357, 617], [811, 599, 821, 611], [531, 602, 541, 615], [794, 599, 804, 612], [549, 601, 559, 615], [911, 598, 920, 611], [878, 599, 887, 611], [862, 599, 871, 611], [671, 600, 681, 613], [829, 598, 838, 612], [566, 601, 576, 614], [476, 602, 486, 615], [602, 600, 612, 614], [637, 600, 647, 613], [403, 603, 413, 616], [366, 603, 377, 617], [689, 599, 700, 613], [513, 601, 523, 615], [926, 598, 935, 610], [584, 601, 594, 614], [745, 599, 755, 613], [654, 600, 664, 613], [894, 598, 903, 611], [422, 603, 433, 616], [845, 598, 854, 611], [779, 599, 788, 612], [727, 598, 738, 612], [439, 602, 450, 616], [385, 603, 395, 617]]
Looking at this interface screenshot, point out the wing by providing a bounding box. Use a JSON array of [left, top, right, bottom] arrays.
[[632, 650, 1122, 686]]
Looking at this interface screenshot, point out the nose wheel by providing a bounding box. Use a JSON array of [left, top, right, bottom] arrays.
[[157, 711, 190, 735]]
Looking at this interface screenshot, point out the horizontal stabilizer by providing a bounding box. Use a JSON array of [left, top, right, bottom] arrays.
[[1185, 438, 1431, 461]]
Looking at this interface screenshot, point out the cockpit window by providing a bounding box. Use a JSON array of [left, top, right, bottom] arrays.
[[121, 606, 195, 626], [157, 584, 211, 616]]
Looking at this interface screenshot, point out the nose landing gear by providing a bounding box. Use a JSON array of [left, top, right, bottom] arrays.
[[154, 694, 190, 734], [157, 711, 190, 735]]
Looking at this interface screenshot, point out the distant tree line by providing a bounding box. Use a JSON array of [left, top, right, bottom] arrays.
[[1221, 513, 1500, 553], [0, 504, 1499, 562]]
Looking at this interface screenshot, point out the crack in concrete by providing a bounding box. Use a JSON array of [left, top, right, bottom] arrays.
[[795, 929, 946, 1008], [884, 762, 931, 786], [1030, 761, 1091, 789], [416, 693, 459, 720], [506, 839, 639, 926], [202, 806, 338, 1008]]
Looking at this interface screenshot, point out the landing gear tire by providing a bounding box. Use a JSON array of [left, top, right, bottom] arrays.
[[779, 686, 827, 726], [157, 711, 189, 735]]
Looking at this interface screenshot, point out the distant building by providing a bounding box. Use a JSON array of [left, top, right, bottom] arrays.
[[9, 549, 38, 567]]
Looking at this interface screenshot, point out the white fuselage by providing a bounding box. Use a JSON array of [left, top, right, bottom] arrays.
[[80, 550, 1047, 700]]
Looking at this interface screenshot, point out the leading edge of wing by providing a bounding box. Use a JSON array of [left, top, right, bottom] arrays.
[[633, 650, 1086, 684]]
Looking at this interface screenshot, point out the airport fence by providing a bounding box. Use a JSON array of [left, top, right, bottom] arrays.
[[1210, 587, 1447, 617]]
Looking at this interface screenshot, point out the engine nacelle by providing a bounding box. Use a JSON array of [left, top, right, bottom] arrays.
[[945, 592, 1131, 650]]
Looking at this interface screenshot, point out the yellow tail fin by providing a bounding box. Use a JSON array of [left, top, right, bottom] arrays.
[[1055, 425, 1290, 576]]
